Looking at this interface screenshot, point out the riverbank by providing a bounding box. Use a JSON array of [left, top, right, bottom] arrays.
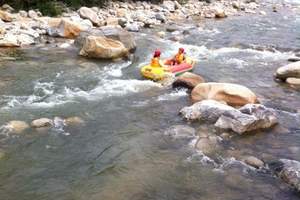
[[0, 0, 271, 48]]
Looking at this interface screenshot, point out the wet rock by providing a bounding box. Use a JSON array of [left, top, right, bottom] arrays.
[[118, 18, 127, 28], [0, 33, 20, 47], [64, 116, 84, 126], [288, 57, 300, 62], [17, 34, 35, 46], [191, 82, 258, 107], [0, 10, 13, 22], [28, 10, 38, 19], [79, 35, 128, 59], [244, 156, 264, 168], [5, 120, 29, 134], [275, 61, 300, 81], [286, 78, 300, 85], [125, 23, 139, 32], [215, 104, 278, 134], [274, 159, 300, 192], [78, 7, 101, 26], [232, 1, 240, 9], [164, 125, 196, 140], [180, 100, 235, 122], [47, 19, 84, 39], [31, 118, 53, 128], [173, 72, 205, 90]]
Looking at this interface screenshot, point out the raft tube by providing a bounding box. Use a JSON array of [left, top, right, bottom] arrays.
[[141, 57, 195, 81]]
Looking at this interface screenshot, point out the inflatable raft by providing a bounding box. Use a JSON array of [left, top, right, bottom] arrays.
[[141, 57, 195, 81]]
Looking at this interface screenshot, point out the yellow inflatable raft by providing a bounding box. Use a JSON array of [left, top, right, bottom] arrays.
[[141, 57, 196, 81]]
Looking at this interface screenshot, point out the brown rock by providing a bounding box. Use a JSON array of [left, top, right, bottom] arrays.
[[173, 72, 205, 89], [244, 156, 264, 168], [79, 35, 128, 59], [31, 118, 53, 128], [286, 77, 300, 85], [275, 61, 300, 80], [191, 82, 258, 107], [78, 7, 101, 26]]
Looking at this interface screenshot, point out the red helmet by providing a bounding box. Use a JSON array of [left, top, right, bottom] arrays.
[[154, 50, 161, 57], [179, 48, 185, 53]]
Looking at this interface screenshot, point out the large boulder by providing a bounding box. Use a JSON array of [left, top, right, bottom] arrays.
[[275, 61, 300, 81], [191, 82, 258, 107], [173, 72, 205, 89], [47, 18, 84, 39], [78, 7, 101, 26], [180, 100, 235, 122], [79, 35, 128, 59], [215, 104, 278, 134], [75, 26, 136, 53], [0, 10, 13, 22]]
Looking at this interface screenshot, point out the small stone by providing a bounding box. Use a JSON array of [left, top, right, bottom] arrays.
[[31, 118, 53, 128], [259, 11, 267, 16], [28, 10, 38, 19], [19, 10, 28, 18], [244, 156, 264, 168]]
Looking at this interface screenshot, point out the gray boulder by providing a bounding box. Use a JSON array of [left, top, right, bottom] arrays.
[[215, 104, 278, 134], [180, 100, 235, 122]]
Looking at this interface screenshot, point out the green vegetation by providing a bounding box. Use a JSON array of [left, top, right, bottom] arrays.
[[0, 0, 164, 16]]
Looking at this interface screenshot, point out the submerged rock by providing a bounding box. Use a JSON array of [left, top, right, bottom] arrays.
[[164, 125, 196, 140], [244, 156, 264, 168], [79, 35, 128, 59], [31, 118, 53, 128], [172, 72, 205, 90], [275, 61, 300, 81], [286, 78, 300, 85], [191, 82, 258, 107], [180, 100, 235, 122], [195, 134, 221, 155], [215, 104, 278, 134], [5, 121, 29, 134]]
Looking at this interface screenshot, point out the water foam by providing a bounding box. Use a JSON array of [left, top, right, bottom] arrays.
[[157, 89, 188, 101]]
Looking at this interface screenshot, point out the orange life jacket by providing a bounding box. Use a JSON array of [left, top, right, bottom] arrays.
[[151, 57, 161, 67], [175, 53, 185, 64]]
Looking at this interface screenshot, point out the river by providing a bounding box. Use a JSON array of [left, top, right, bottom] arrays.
[[0, 1, 300, 200]]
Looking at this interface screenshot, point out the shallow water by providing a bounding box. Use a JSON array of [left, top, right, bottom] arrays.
[[1, 3, 300, 200]]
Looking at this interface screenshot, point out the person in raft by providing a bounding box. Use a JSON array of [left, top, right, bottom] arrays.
[[150, 49, 164, 67], [171, 47, 186, 65]]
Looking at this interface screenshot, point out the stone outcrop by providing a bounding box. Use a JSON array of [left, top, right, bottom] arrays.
[[191, 82, 258, 107], [173, 72, 205, 89]]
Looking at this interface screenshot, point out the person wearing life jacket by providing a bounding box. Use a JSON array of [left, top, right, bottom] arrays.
[[151, 50, 163, 68], [172, 48, 186, 65]]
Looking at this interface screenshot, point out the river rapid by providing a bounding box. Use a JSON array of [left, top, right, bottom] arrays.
[[0, 1, 300, 200]]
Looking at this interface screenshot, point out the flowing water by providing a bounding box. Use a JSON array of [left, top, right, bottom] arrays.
[[1, 2, 300, 200]]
